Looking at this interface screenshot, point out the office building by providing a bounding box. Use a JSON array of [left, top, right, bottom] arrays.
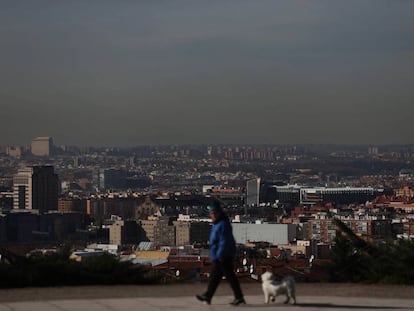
[[232, 223, 297, 245], [271, 185, 392, 205], [31, 137, 53, 157], [307, 218, 393, 243], [92, 169, 104, 191], [299, 187, 384, 205], [6, 146, 22, 158], [140, 216, 175, 247], [13, 167, 33, 210], [202, 186, 245, 206], [174, 221, 211, 246], [108, 219, 142, 246], [368, 146, 379, 155], [32, 166, 59, 212], [109, 220, 124, 245], [246, 178, 261, 206], [13, 166, 58, 212]]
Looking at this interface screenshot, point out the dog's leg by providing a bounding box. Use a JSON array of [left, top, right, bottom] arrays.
[[264, 291, 270, 304], [270, 295, 275, 302], [284, 288, 291, 305], [290, 290, 296, 305], [284, 288, 296, 305]]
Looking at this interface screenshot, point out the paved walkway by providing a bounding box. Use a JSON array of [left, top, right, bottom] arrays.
[[1, 295, 413, 311]]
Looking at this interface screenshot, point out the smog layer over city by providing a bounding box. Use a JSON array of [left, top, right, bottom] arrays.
[[1, 1, 413, 146]]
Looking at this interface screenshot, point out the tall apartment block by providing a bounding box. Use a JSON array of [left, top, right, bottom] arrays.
[[13, 166, 58, 212], [140, 216, 175, 247], [246, 178, 261, 206], [31, 137, 53, 157], [13, 167, 33, 210], [174, 221, 211, 246]]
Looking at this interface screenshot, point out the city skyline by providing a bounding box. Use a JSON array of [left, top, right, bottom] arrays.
[[4, 137, 414, 150], [1, 1, 413, 146]]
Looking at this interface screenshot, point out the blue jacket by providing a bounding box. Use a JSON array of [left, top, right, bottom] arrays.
[[209, 215, 236, 262]]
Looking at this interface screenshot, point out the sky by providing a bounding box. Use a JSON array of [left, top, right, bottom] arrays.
[[0, 0, 413, 147]]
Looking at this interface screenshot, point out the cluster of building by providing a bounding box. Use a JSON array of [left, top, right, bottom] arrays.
[[2, 164, 413, 251], [1, 138, 414, 280], [5, 136, 53, 158]]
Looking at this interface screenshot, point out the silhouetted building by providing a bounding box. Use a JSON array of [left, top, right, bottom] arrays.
[[259, 181, 288, 204], [3, 210, 84, 244], [104, 169, 127, 189], [174, 221, 211, 246], [90, 198, 136, 224], [126, 175, 151, 189], [0, 191, 13, 210], [93, 168, 127, 191], [109, 220, 142, 245], [32, 166, 59, 212], [0, 213, 6, 243], [13, 166, 58, 212], [39, 212, 83, 242], [5, 210, 39, 243]]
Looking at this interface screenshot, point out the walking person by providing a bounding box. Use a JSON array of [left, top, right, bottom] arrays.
[[196, 201, 245, 305]]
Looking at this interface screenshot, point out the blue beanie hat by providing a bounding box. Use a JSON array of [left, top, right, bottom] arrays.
[[208, 200, 222, 212]]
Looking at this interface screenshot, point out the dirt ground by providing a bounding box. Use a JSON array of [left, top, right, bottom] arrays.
[[0, 282, 413, 303]]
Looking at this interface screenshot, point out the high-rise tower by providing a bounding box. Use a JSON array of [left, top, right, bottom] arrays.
[[13, 166, 58, 212], [246, 178, 261, 207], [31, 137, 53, 157]]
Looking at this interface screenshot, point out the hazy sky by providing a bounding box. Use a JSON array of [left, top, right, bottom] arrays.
[[1, 0, 413, 146]]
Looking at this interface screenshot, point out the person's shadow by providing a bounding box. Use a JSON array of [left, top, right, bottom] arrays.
[[250, 303, 411, 309]]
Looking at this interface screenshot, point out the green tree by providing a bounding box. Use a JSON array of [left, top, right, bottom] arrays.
[[325, 219, 414, 284]]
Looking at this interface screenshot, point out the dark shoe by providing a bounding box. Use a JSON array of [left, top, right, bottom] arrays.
[[230, 298, 246, 306], [196, 294, 211, 305]]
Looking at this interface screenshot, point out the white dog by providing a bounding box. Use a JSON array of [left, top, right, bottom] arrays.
[[261, 271, 296, 305]]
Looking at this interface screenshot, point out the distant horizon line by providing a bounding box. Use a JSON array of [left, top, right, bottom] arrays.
[[2, 142, 414, 148]]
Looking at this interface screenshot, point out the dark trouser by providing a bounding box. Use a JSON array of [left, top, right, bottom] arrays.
[[205, 257, 244, 300]]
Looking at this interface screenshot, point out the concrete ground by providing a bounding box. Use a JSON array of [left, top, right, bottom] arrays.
[[0, 283, 413, 311]]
